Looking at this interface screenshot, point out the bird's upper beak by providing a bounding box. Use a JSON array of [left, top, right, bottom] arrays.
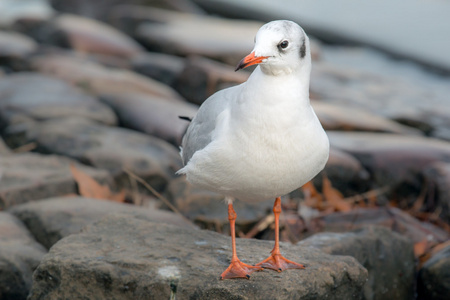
[[235, 52, 269, 71]]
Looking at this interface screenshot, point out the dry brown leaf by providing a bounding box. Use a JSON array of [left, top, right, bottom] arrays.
[[70, 163, 125, 203], [302, 181, 323, 210], [322, 175, 352, 212]]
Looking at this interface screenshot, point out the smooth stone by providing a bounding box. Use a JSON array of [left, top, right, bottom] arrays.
[[308, 207, 450, 245], [300, 226, 415, 299], [172, 55, 249, 105], [310, 62, 450, 140], [111, 5, 263, 65], [9, 196, 195, 249], [417, 245, 450, 300], [6, 118, 182, 192], [312, 100, 421, 135], [0, 212, 47, 300], [131, 52, 186, 86], [52, 0, 206, 19], [37, 14, 144, 58], [327, 132, 450, 190], [0, 152, 112, 210], [0, 30, 37, 58], [101, 92, 197, 146], [0, 72, 117, 129], [0, 0, 53, 27], [31, 52, 184, 100], [423, 162, 450, 223], [301, 226, 415, 300], [316, 147, 370, 196], [166, 176, 274, 229], [28, 214, 368, 299]]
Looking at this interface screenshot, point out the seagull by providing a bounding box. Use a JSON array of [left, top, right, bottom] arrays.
[[177, 20, 329, 280]]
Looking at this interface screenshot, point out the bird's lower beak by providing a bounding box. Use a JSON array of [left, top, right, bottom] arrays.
[[235, 52, 269, 71]]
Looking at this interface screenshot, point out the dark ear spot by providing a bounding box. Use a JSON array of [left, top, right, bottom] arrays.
[[299, 37, 306, 59]]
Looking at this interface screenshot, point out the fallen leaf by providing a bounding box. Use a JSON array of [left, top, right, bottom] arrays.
[[70, 163, 125, 202], [302, 181, 323, 210], [322, 175, 352, 212]]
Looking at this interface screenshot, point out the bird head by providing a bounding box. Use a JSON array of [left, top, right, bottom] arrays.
[[235, 20, 310, 76]]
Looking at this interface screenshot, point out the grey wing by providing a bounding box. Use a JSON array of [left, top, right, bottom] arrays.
[[180, 90, 229, 165]]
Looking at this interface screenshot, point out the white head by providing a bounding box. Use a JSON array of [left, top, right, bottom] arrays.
[[236, 20, 311, 76]]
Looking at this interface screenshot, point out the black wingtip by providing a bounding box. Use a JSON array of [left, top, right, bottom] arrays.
[[178, 116, 192, 122]]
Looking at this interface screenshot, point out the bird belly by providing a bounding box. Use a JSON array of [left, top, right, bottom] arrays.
[[183, 125, 329, 203]]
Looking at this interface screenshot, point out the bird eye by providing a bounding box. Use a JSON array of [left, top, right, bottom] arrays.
[[280, 40, 289, 49]]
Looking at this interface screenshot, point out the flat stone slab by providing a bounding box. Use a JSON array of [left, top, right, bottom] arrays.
[[301, 226, 415, 300], [9, 196, 195, 249], [0, 72, 117, 130], [0, 153, 111, 210], [28, 214, 368, 300], [0, 212, 47, 300], [7, 118, 182, 192]]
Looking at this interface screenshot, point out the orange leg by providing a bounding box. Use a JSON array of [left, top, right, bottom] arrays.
[[220, 203, 263, 279], [255, 197, 305, 272]]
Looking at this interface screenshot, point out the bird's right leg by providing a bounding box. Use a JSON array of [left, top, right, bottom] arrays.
[[220, 200, 263, 280]]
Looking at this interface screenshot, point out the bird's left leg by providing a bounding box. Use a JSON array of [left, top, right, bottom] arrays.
[[255, 197, 305, 272]]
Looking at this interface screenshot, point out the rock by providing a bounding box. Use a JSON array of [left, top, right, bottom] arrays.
[[9, 196, 195, 249], [34, 14, 144, 58], [0, 72, 117, 132], [100, 92, 197, 146], [172, 56, 249, 105], [0, 212, 47, 300], [312, 100, 421, 135], [6, 118, 182, 192], [423, 162, 450, 223], [327, 132, 450, 199], [51, 0, 206, 20], [131, 52, 186, 86], [0, 152, 112, 210], [28, 214, 368, 299], [310, 63, 450, 140], [316, 147, 370, 195], [167, 176, 274, 230], [301, 226, 415, 300], [31, 52, 184, 100], [0, 136, 11, 154], [111, 5, 262, 65], [417, 245, 450, 300], [308, 207, 450, 245], [0, 0, 53, 27], [0, 30, 37, 71]]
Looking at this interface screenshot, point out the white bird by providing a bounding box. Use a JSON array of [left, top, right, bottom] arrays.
[[177, 20, 329, 280]]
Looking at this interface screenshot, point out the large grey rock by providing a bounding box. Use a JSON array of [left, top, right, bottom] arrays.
[[31, 53, 184, 101], [167, 176, 274, 229], [131, 52, 186, 86], [327, 132, 450, 194], [312, 101, 421, 135], [0, 72, 117, 132], [301, 226, 415, 300], [9, 196, 195, 249], [6, 118, 182, 192], [172, 56, 249, 105], [34, 14, 144, 58], [0, 30, 37, 71], [310, 63, 450, 140], [28, 214, 367, 300], [423, 162, 450, 223], [100, 92, 198, 146], [111, 5, 262, 65], [0, 0, 53, 27], [0, 153, 111, 210], [418, 245, 450, 300], [0, 212, 47, 300]]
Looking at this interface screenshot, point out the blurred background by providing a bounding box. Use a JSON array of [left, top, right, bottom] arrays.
[[1, 0, 450, 299]]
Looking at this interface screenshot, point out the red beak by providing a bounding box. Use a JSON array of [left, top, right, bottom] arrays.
[[235, 52, 269, 71]]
